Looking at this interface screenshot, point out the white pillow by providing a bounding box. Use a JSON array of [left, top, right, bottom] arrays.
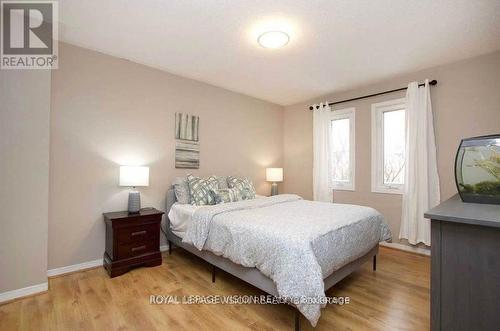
[[173, 177, 190, 204]]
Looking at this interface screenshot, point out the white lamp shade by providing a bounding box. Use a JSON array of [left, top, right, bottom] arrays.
[[266, 168, 283, 182], [119, 166, 149, 187]]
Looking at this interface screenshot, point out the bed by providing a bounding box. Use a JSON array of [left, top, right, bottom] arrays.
[[164, 189, 391, 330]]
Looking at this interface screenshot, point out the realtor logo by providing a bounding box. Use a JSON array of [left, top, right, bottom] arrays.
[[1, 0, 58, 69]]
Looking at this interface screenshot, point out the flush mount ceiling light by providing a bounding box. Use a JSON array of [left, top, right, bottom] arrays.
[[257, 31, 289, 49]]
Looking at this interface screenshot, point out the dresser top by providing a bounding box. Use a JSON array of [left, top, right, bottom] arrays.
[[424, 194, 500, 228], [103, 208, 164, 220]]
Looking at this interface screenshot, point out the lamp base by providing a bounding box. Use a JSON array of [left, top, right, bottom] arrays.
[[128, 190, 141, 213], [270, 182, 278, 196]]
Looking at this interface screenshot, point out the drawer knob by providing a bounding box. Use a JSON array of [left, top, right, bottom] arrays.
[[131, 230, 147, 237], [131, 245, 146, 252]]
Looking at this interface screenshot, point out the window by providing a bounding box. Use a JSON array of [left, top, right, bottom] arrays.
[[330, 108, 355, 190], [371, 99, 406, 194]]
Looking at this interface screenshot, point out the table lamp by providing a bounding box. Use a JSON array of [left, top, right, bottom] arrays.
[[119, 166, 149, 213], [266, 168, 283, 196]]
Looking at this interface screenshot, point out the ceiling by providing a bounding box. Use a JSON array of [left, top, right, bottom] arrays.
[[59, 0, 500, 106]]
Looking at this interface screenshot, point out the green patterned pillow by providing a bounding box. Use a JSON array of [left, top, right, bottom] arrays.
[[210, 188, 244, 204], [186, 174, 218, 205], [227, 176, 256, 199], [215, 176, 229, 189]]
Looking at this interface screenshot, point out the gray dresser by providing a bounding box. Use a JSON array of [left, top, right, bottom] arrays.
[[425, 195, 500, 331]]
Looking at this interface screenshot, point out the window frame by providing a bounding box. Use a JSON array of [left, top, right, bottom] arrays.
[[329, 107, 355, 191], [371, 98, 406, 195]]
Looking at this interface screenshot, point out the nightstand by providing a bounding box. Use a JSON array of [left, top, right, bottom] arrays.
[[103, 208, 164, 277]]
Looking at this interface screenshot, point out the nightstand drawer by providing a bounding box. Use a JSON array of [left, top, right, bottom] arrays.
[[117, 223, 158, 244], [116, 241, 158, 259]]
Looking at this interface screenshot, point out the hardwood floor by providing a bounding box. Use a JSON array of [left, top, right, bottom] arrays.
[[0, 247, 429, 330]]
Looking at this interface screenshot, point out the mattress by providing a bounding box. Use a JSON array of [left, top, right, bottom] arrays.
[[168, 195, 267, 237], [168, 203, 199, 238]]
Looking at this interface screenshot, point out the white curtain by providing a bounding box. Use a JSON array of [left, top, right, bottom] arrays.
[[313, 103, 332, 202], [399, 79, 441, 246]]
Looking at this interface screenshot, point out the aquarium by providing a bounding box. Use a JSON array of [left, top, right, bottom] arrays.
[[455, 134, 500, 204]]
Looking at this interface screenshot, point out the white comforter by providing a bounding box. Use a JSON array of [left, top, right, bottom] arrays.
[[182, 194, 392, 326]]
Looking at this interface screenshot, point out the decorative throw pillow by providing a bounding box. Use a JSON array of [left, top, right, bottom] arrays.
[[215, 176, 229, 189], [210, 188, 244, 204], [173, 177, 190, 204], [227, 176, 256, 199], [187, 174, 218, 205]]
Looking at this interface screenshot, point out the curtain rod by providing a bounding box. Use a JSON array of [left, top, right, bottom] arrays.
[[308, 79, 437, 110]]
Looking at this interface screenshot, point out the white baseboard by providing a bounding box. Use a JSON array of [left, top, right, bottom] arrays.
[[47, 258, 103, 277], [2, 244, 171, 303], [0, 282, 48, 303], [380, 242, 430, 256], [47, 244, 171, 277]]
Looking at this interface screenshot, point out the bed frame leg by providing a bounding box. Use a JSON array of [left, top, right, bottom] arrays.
[[294, 310, 300, 331], [212, 265, 216, 283], [373, 255, 377, 271], [168, 240, 172, 255]]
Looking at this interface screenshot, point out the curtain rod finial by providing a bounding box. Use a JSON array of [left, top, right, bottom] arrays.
[[429, 79, 437, 85]]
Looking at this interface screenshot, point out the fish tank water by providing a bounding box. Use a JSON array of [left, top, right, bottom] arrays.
[[455, 134, 500, 204]]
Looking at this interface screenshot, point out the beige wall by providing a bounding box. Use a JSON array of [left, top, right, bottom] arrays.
[[0, 70, 51, 292], [283, 51, 500, 243], [49, 43, 284, 269]]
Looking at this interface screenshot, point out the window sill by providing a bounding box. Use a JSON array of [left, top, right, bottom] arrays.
[[371, 187, 404, 195], [332, 186, 355, 192]]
